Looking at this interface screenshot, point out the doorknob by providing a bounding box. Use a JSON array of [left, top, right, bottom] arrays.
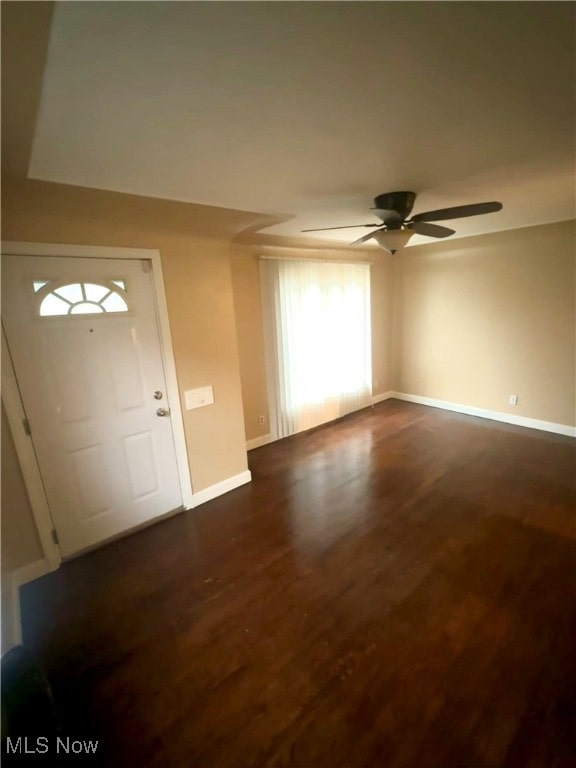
[[153, 391, 163, 400], [156, 408, 170, 417]]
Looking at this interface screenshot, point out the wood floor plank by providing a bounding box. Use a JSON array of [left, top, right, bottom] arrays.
[[18, 401, 576, 767]]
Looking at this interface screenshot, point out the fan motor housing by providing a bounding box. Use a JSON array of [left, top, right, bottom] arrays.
[[373, 191, 416, 222]]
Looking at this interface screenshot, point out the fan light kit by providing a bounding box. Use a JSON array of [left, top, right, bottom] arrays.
[[303, 191, 503, 254], [372, 228, 415, 253]]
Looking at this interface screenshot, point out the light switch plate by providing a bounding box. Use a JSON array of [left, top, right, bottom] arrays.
[[184, 386, 214, 410]]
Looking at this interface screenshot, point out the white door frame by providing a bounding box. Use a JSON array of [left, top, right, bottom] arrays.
[[1, 241, 194, 570]]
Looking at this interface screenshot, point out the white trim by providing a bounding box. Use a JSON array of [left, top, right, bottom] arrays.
[[1, 242, 159, 261], [13, 560, 50, 589], [191, 470, 252, 508], [392, 392, 576, 437], [1, 241, 195, 568], [246, 433, 272, 451], [1, 573, 22, 652], [145, 249, 194, 508], [1, 330, 62, 571], [372, 390, 394, 406]]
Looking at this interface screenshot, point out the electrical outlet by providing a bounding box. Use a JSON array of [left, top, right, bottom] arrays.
[[258, 415, 265, 426], [509, 394, 518, 406]]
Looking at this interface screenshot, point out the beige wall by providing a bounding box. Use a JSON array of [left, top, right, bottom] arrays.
[[230, 246, 271, 440], [231, 243, 396, 442], [1, 404, 43, 574], [394, 219, 576, 426], [370, 249, 396, 396], [1, 177, 252, 493]]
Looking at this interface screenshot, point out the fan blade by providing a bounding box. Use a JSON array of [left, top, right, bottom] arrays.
[[351, 230, 381, 246], [409, 221, 455, 238], [370, 209, 403, 226], [301, 223, 380, 233], [411, 201, 502, 223]]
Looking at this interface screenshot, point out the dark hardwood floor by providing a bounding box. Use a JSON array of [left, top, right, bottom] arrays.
[[20, 400, 576, 767]]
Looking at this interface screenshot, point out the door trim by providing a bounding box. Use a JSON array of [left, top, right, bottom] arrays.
[[2, 329, 62, 570], [1, 242, 194, 567]]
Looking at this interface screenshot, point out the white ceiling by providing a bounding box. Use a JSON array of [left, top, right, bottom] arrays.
[[29, 2, 575, 247]]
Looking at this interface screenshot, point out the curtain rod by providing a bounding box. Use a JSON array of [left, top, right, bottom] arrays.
[[259, 255, 373, 265]]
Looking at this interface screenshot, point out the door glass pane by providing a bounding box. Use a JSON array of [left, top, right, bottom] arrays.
[[111, 280, 126, 290], [101, 293, 128, 313], [40, 294, 71, 316], [84, 283, 110, 302], [33, 281, 49, 292], [54, 283, 84, 303]]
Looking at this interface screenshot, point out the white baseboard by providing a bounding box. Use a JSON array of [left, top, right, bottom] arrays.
[[246, 433, 273, 451], [372, 390, 395, 406], [191, 469, 252, 508], [392, 392, 576, 437]]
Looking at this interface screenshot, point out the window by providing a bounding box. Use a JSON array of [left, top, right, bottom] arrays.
[[35, 280, 129, 317], [261, 259, 372, 438]]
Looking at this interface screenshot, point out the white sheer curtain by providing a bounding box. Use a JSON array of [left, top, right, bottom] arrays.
[[261, 258, 372, 439]]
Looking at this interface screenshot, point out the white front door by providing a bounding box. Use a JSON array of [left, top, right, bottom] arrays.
[[2, 254, 183, 557]]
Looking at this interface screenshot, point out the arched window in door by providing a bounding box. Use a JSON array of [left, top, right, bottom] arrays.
[[35, 280, 129, 316]]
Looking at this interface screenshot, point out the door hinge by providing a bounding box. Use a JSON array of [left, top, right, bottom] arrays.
[[22, 417, 32, 436], [141, 259, 152, 273], [51, 529, 59, 545]]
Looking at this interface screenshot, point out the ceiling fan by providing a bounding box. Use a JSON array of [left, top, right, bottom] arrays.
[[302, 192, 503, 253]]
